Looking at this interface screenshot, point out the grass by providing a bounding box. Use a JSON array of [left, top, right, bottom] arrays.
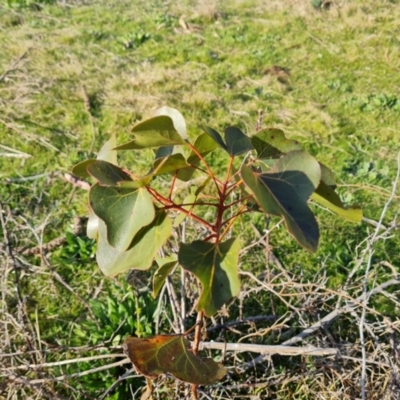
[[1, 0, 399, 399]]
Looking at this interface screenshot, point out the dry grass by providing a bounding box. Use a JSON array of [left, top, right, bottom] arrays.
[[1, 0, 400, 398]]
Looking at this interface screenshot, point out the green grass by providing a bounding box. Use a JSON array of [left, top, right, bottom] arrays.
[[1, 0, 399, 399]]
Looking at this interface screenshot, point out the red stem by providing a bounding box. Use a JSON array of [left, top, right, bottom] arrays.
[[147, 187, 215, 231], [187, 143, 222, 195]]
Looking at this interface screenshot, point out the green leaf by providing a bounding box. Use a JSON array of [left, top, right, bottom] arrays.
[[124, 335, 227, 385], [155, 106, 188, 140], [90, 184, 155, 251], [241, 150, 321, 252], [177, 133, 218, 181], [152, 153, 189, 176], [98, 134, 117, 163], [178, 238, 241, 316], [311, 162, 362, 222], [153, 146, 174, 160], [187, 133, 219, 164], [96, 210, 172, 277], [152, 256, 178, 298], [224, 126, 253, 156], [87, 211, 99, 239], [115, 116, 187, 150], [251, 128, 302, 159], [71, 159, 97, 179], [81, 135, 118, 238], [319, 162, 337, 188], [201, 125, 228, 151], [72, 134, 118, 179], [87, 160, 132, 186]]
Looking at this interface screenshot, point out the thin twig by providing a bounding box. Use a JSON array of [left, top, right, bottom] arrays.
[[2, 354, 127, 371], [198, 342, 338, 357], [240, 278, 400, 371], [360, 150, 400, 400], [9, 358, 131, 385]]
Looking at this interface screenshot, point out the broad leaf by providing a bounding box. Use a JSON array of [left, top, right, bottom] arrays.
[[83, 135, 117, 238], [124, 335, 227, 384], [87, 211, 99, 239], [98, 133, 117, 164], [153, 145, 174, 160], [87, 160, 132, 186], [72, 134, 117, 178], [312, 183, 363, 222], [90, 184, 155, 251], [178, 238, 241, 316], [155, 106, 188, 140], [115, 116, 187, 150], [241, 151, 321, 252], [177, 133, 218, 181], [252, 128, 302, 159], [201, 125, 228, 151], [152, 153, 189, 176], [152, 256, 178, 297], [96, 211, 171, 277], [72, 159, 96, 179], [312, 163, 362, 222], [319, 162, 336, 188], [224, 126, 253, 156]]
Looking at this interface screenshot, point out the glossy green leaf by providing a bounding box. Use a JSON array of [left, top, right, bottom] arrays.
[[201, 125, 228, 151], [152, 153, 189, 176], [241, 151, 321, 252], [96, 210, 172, 277], [98, 134, 117, 163], [155, 106, 188, 140], [71, 159, 96, 179], [90, 184, 155, 251], [87, 211, 99, 239], [178, 238, 241, 316], [84, 135, 118, 238], [319, 162, 337, 188], [153, 145, 174, 160], [177, 133, 218, 181], [312, 182, 363, 222], [124, 335, 227, 384], [251, 128, 302, 159], [224, 126, 253, 156], [72, 135, 118, 179], [87, 160, 132, 186], [152, 256, 178, 298], [115, 116, 187, 150], [311, 162, 362, 222]]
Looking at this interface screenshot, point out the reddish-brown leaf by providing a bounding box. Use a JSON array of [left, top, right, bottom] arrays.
[[123, 335, 227, 385]]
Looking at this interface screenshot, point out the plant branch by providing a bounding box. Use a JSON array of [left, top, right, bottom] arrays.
[[8, 358, 131, 385], [2, 354, 127, 371], [147, 187, 214, 231], [198, 342, 338, 357], [187, 142, 222, 195]]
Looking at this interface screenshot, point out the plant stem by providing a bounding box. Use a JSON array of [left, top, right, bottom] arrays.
[[147, 187, 214, 231], [192, 311, 204, 356], [187, 143, 222, 195], [191, 310, 204, 400]]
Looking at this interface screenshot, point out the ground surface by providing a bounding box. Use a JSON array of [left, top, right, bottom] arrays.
[[1, 0, 400, 399]]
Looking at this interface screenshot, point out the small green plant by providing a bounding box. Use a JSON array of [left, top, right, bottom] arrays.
[[73, 106, 362, 398], [118, 31, 151, 49]]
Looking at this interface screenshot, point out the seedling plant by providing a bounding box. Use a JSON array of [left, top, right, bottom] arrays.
[[72, 106, 362, 398]]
